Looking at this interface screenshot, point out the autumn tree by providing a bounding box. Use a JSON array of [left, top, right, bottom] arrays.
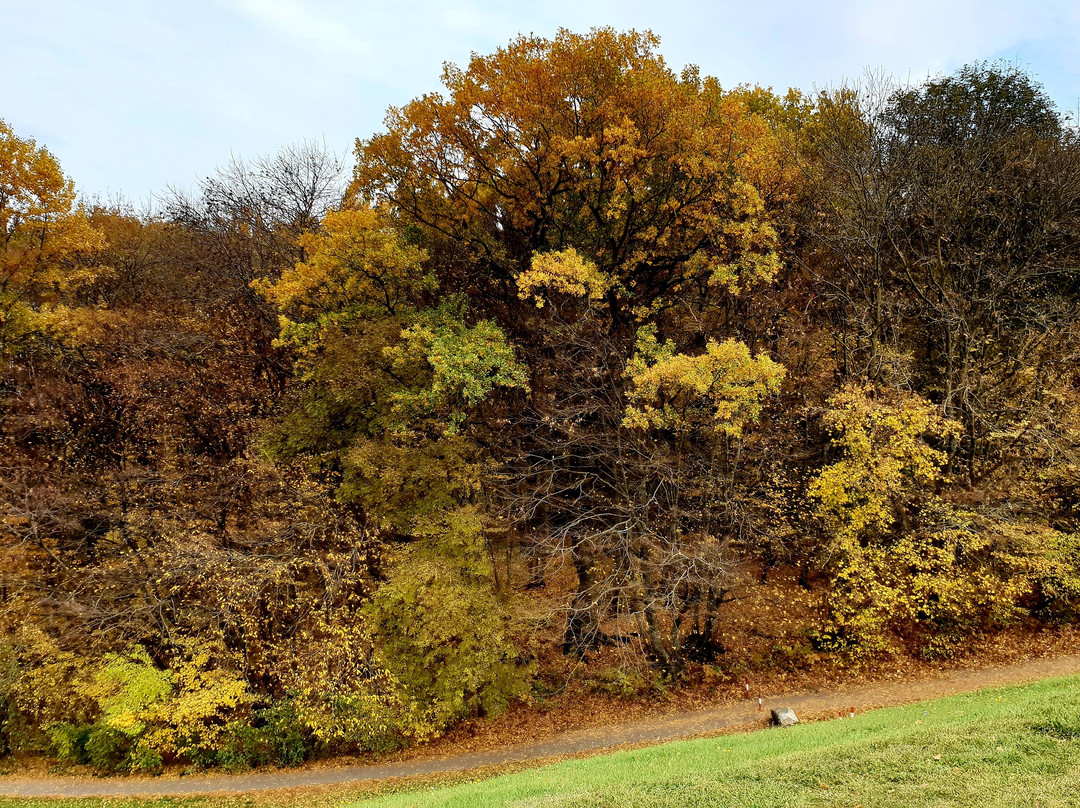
[[261, 202, 532, 721], [0, 119, 103, 352], [802, 65, 1080, 487], [346, 29, 794, 664], [795, 67, 1080, 654], [807, 385, 1067, 657]]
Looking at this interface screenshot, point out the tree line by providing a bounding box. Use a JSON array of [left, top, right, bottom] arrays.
[[1, 29, 1078, 771]]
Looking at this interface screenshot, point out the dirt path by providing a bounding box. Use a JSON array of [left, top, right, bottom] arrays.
[[4, 653, 1079, 799]]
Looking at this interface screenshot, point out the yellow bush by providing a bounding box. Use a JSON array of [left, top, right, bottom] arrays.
[[808, 386, 1032, 655]]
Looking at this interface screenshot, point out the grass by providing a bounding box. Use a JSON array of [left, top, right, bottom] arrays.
[[2, 673, 1079, 808], [353, 673, 1080, 808]]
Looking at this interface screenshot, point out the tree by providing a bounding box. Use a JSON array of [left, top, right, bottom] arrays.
[[354, 29, 786, 309], [809, 385, 1035, 656], [0, 119, 103, 352], [349, 29, 793, 665], [260, 200, 532, 717], [802, 65, 1080, 487]]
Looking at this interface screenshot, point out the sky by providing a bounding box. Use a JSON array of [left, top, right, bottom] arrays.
[[4, 0, 1079, 204]]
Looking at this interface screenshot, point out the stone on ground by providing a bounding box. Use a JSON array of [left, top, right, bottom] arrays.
[[770, 707, 799, 727]]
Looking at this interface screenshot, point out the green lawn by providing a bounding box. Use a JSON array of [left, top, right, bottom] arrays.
[[3, 673, 1079, 808], [355, 674, 1080, 808]]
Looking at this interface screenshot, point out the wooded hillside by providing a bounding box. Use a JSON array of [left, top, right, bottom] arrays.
[[2, 29, 1079, 771]]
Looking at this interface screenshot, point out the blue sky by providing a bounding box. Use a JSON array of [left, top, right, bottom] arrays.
[[4, 0, 1079, 204]]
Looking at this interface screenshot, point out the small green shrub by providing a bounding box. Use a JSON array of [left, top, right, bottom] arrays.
[[127, 741, 163, 773], [219, 698, 318, 770], [47, 722, 131, 770], [366, 509, 532, 730], [257, 698, 315, 765], [218, 722, 271, 771], [47, 723, 93, 764], [83, 724, 132, 770]]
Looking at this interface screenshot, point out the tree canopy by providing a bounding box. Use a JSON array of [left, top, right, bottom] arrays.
[[2, 33, 1080, 772]]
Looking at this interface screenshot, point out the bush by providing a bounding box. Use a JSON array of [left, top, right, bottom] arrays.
[[0, 643, 16, 756], [256, 698, 315, 766], [127, 741, 163, 773], [1029, 530, 1080, 622], [47, 723, 93, 765], [47, 722, 131, 770], [809, 387, 1032, 656], [366, 509, 532, 730], [83, 724, 132, 770], [5, 630, 96, 751], [5, 633, 424, 770], [219, 697, 318, 770], [218, 722, 271, 771]]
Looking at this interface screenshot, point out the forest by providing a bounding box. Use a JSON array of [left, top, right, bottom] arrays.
[[1, 28, 1079, 773]]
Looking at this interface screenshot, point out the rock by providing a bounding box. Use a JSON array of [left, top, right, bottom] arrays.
[[770, 707, 799, 727]]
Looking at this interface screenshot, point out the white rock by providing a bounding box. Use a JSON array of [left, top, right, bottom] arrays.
[[770, 707, 799, 727]]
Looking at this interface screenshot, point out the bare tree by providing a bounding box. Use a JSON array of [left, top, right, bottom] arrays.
[[801, 64, 1080, 485], [494, 297, 756, 669]]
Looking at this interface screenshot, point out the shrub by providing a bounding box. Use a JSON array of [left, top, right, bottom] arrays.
[[254, 698, 315, 766], [366, 508, 531, 730], [1028, 530, 1080, 621], [47, 722, 131, 770], [82, 724, 132, 770], [127, 741, 164, 773], [47, 723, 93, 765], [809, 387, 1030, 656]]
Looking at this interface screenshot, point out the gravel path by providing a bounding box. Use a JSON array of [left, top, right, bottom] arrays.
[[3, 653, 1079, 799]]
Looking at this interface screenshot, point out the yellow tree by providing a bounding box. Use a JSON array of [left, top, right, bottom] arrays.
[[0, 120, 102, 351], [808, 385, 1031, 655], [352, 28, 792, 310]]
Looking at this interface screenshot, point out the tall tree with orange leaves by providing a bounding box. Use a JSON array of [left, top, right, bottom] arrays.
[[0, 120, 103, 353], [341, 29, 796, 664]]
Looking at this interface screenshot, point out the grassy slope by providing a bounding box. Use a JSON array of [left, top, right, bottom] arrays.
[[3, 673, 1078, 808], [355, 674, 1080, 808]]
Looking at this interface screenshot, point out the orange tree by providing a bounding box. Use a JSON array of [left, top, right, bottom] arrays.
[[342, 29, 799, 666], [0, 119, 103, 352]]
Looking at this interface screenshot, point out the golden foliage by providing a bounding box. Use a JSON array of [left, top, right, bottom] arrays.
[[262, 206, 430, 322], [517, 248, 615, 307], [0, 119, 104, 349], [366, 508, 531, 729], [809, 385, 957, 550], [623, 324, 785, 436], [352, 28, 788, 294], [807, 386, 1039, 654]]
